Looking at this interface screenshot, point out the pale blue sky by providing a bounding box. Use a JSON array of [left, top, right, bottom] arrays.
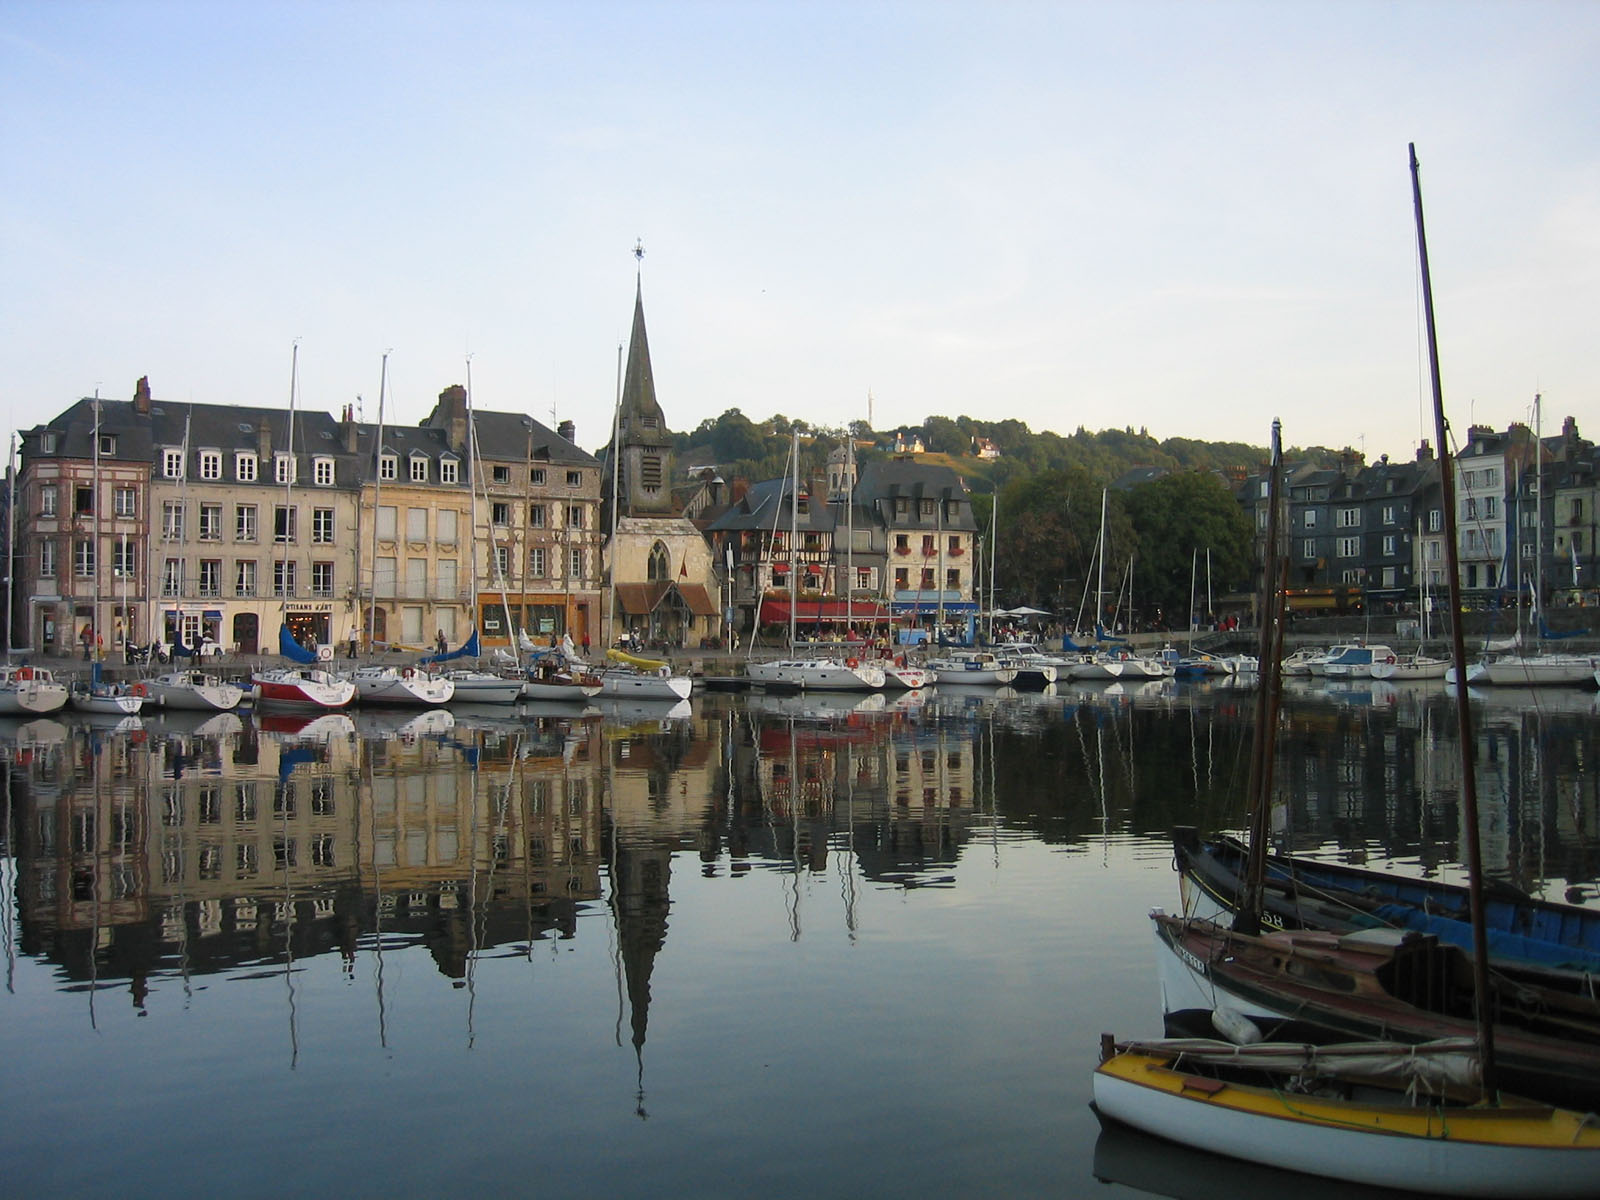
[[3, 1, 1595, 462]]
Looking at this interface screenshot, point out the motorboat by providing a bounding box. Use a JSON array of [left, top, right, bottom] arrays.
[[772, 657, 886, 691], [1321, 644, 1398, 680], [251, 667, 356, 710], [1280, 646, 1327, 676], [0, 666, 69, 715], [521, 653, 603, 701], [69, 682, 143, 716], [353, 665, 454, 706], [1370, 651, 1449, 681], [600, 665, 693, 701], [929, 651, 1019, 686], [882, 660, 934, 689], [600, 649, 693, 700], [441, 669, 524, 705], [1474, 652, 1598, 687], [143, 670, 245, 711], [1305, 643, 1360, 676]]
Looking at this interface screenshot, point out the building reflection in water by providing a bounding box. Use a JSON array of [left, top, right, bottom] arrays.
[[4, 683, 1598, 1035]]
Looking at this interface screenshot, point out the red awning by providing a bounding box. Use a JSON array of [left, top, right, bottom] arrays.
[[759, 599, 892, 625]]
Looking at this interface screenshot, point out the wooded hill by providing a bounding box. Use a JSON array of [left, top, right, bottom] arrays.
[[667, 408, 1348, 494]]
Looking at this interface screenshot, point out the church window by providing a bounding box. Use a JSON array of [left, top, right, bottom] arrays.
[[647, 541, 670, 582]]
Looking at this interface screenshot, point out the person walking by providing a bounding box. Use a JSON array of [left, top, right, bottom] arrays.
[[435, 629, 448, 655]]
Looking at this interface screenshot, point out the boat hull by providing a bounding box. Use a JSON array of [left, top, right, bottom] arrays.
[[251, 669, 356, 710], [1093, 1050, 1600, 1199], [145, 673, 245, 711], [353, 669, 454, 706], [601, 670, 692, 700], [69, 693, 143, 715]]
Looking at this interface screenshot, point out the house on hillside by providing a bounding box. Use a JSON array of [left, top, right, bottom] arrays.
[[892, 429, 925, 455], [972, 437, 1000, 460]]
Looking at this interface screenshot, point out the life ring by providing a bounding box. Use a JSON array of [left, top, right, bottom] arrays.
[[402, 668, 414, 679], [16, 667, 32, 681], [657, 665, 671, 678], [131, 682, 148, 697], [1385, 654, 1396, 664], [846, 657, 860, 669]]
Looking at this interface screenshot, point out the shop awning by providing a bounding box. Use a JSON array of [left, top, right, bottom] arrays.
[[891, 600, 978, 615], [759, 598, 892, 625], [618, 581, 719, 617]]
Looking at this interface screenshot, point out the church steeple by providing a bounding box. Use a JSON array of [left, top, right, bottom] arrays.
[[611, 249, 675, 517]]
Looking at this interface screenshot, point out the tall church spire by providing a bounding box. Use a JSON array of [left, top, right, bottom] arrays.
[[612, 246, 674, 516]]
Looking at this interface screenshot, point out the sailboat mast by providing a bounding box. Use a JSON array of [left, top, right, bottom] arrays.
[[1532, 392, 1543, 626], [1411, 141, 1495, 1098], [844, 427, 853, 636], [1237, 419, 1286, 933], [988, 491, 997, 642], [6, 433, 15, 656], [92, 391, 101, 659], [607, 342, 622, 649], [366, 351, 388, 651], [278, 343, 299, 644], [788, 428, 798, 651], [1096, 489, 1108, 629]]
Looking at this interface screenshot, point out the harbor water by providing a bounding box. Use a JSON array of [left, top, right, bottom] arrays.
[[0, 679, 1596, 1197]]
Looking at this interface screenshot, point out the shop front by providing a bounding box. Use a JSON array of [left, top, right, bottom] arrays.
[[281, 603, 335, 654], [162, 606, 225, 651]]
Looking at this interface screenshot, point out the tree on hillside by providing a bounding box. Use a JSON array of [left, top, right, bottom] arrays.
[[1124, 472, 1254, 628], [993, 468, 1137, 621]]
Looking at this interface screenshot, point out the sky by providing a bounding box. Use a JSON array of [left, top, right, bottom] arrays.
[[3, 1, 1596, 465]]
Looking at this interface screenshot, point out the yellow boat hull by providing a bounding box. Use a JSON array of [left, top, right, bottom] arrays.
[[1093, 1047, 1600, 1198]]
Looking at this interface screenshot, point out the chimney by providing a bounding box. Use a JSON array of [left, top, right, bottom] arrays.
[[437, 385, 469, 455], [341, 402, 358, 454], [133, 376, 152, 415], [557, 419, 576, 443], [1466, 424, 1493, 445], [257, 417, 273, 462], [1416, 439, 1434, 463]]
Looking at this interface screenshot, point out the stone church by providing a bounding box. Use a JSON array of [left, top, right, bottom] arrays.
[[602, 278, 723, 650]]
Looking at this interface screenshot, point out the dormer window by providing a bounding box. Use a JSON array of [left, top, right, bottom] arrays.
[[236, 452, 257, 482], [99, 434, 116, 456], [39, 432, 58, 454], [440, 458, 458, 484], [163, 448, 184, 479], [379, 453, 397, 481], [312, 456, 334, 487], [920, 499, 935, 517], [410, 455, 428, 483], [198, 450, 222, 480], [274, 453, 296, 485]]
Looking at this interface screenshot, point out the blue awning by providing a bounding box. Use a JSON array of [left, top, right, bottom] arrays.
[[892, 600, 978, 615]]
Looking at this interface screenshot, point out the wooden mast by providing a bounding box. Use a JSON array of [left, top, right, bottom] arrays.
[[1411, 141, 1496, 1099]]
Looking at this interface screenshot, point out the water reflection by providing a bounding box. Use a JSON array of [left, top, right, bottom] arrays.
[[2, 684, 1599, 1194], [8, 684, 1597, 1018]]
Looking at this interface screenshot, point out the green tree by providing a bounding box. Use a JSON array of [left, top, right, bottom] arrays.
[[1124, 472, 1254, 628]]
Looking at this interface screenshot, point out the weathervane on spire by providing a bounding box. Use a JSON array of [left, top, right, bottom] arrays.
[[633, 238, 645, 270]]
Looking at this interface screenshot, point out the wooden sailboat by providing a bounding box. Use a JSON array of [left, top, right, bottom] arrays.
[[1092, 145, 1600, 1196]]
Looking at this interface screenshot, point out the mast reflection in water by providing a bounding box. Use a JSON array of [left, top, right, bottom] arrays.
[[0, 681, 1596, 1196]]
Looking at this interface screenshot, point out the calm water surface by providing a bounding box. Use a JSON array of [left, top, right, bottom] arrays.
[[1, 679, 1597, 1198]]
